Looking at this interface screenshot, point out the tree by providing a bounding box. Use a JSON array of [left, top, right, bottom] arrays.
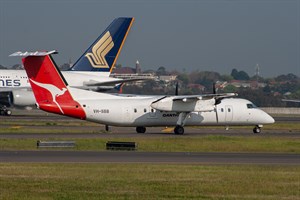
[[177, 73, 189, 85], [221, 74, 233, 82], [156, 66, 167, 76], [231, 69, 239, 79], [231, 69, 250, 80], [223, 85, 238, 93], [115, 64, 122, 69]]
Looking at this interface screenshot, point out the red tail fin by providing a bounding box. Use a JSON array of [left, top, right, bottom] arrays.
[[22, 55, 86, 119]]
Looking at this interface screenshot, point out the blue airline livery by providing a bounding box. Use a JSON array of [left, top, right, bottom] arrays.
[[70, 17, 134, 73]]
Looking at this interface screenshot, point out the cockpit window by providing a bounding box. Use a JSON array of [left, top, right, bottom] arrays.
[[247, 103, 257, 109]]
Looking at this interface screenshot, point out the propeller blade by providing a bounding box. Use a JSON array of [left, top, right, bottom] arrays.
[[213, 82, 216, 94], [175, 82, 179, 96]]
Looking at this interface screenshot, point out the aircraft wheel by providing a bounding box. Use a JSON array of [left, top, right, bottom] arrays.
[[6, 110, 12, 116], [253, 126, 261, 134], [0, 110, 4, 116], [174, 125, 184, 135], [105, 125, 109, 131], [136, 126, 146, 133]]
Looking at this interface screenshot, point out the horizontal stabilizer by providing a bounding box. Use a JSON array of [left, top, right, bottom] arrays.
[[9, 50, 58, 57]]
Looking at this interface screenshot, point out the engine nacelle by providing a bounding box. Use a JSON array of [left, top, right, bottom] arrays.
[[0, 90, 35, 107]]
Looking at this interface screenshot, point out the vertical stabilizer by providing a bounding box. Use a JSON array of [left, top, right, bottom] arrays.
[[69, 17, 134, 74], [22, 53, 86, 119]]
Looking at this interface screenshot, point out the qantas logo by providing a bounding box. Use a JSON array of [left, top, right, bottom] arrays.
[[85, 31, 114, 69], [30, 79, 67, 114]]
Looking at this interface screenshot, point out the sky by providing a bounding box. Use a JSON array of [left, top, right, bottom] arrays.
[[0, 0, 299, 77]]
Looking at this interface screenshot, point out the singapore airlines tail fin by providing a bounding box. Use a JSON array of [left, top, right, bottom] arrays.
[[69, 17, 134, 75], [21, 51, 86, 119]]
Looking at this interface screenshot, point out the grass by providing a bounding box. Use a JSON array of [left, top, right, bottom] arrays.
[[0, 136, 299, 153], [0, 163, 299, 200]]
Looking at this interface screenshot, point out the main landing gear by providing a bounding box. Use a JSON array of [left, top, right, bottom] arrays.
[[174, 112, 189, 135], [253, 125, 262, 134], [174, 125, 184, 135], [0, 105, 12, 116], [136, 126, 146, 133]]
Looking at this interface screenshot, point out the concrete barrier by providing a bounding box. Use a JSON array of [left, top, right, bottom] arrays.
[[37, 141, 76, 148], [106, 141, 137, 151]]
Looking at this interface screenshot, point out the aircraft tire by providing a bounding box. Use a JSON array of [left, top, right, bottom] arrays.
[[6, 110, 12, 116], [253, 126, 261, 134], [174, 125, 184, 135], [136, 126, 146, 133]]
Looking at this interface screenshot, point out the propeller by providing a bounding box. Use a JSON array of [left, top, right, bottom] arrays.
[[175, 82, 179, 96], [213, 82, 216, 94], [213, 82, 219, 123]]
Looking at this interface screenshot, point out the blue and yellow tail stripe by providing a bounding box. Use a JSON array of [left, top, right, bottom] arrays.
[[110, 17, 134, 73]]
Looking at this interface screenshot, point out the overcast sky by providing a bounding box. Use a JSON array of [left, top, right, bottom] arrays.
[[0, 0, 299, 77]]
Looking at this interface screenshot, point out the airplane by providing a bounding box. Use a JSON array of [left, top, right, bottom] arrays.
[[18, 51, 275, 134], [0, 17, 138, 114]]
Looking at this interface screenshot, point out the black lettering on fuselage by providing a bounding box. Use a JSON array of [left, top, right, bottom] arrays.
[[0, 79, 21, 87], [162, 113, 179, 117]]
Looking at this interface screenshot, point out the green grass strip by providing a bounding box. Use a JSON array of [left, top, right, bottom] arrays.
[[0, 163, 299, 200]]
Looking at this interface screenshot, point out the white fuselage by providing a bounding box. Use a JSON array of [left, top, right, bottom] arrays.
[[0, 70, 120, 106], [70, 88, 275, 127]]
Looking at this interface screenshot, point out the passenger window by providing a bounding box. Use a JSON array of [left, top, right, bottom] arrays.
[[228, 108, 231, 112], [134, 108, 137, 113], [144, 108, 147, 113], [151, 109, 154, 113], [221, 108, 224, 112]]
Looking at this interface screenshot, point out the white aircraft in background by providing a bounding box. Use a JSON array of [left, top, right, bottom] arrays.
[[0, 17, 136, 114], [18, 51, 275, 134]]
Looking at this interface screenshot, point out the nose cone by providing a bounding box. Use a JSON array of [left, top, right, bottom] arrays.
[[261, 111, 275, 124]]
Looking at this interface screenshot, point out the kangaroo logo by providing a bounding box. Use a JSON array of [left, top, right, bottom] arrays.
[[30, 79, 67, 114], [85, 31, 114, 69]]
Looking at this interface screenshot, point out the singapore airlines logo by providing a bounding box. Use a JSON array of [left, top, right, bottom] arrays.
[[85, 31, 114, 69], [30, 79, 67, 114]]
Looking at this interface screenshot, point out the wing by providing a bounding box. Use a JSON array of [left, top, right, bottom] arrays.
[[151, 93, 238, 112], [172, 93, 237, 102], [84, 78, 149, 87]]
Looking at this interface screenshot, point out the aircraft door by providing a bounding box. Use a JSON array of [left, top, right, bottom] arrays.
[[148, 107, 158, 119], [225, 105, 233, 122], [122, 107, 132, 123]]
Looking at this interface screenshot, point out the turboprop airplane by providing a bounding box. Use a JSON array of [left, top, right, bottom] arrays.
[[19, 51, 275, 134], [0, 17, 136, 114]]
